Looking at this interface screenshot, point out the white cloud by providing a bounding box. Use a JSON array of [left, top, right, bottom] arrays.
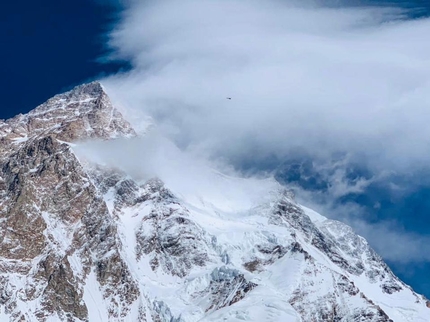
[[73, 133, 278, 213], [98, 0, 430, 264], [102, 0, 430, 173]]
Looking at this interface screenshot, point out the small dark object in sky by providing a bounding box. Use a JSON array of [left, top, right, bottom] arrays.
[[227, 97, 232, 100]]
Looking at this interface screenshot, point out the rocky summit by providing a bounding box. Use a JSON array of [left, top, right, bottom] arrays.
[[0, 82, 429, 322]]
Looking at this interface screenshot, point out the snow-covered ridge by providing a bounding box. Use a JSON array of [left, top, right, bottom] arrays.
[[0, 82, 135, 151], [0, 83, 429, 322]]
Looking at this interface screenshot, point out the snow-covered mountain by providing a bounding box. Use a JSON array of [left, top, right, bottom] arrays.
[[1, 82, 429, 322]]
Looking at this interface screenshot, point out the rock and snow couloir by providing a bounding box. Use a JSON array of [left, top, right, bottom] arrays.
[[0, 82, 429, 321]]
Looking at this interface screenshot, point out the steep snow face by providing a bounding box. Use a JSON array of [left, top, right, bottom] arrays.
[[83, 161, 429, 322], [1, 83, 429, 322]]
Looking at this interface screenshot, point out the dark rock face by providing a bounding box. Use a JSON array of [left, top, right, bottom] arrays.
[[36, 255, 88, 321], [243, 242, 289, 273], [206, 268, 257, 312], [0, 83, 139, 321], [132, 179, 212, 277]]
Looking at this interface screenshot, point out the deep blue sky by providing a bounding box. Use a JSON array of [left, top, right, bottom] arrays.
[[0, 1, 128, 120], [1, 0, 429, 298]]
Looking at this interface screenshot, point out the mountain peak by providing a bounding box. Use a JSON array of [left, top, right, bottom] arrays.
[[1, 83, 429, 321], [29, 81, 107, 115], [0, 82, 135, 145], [72, 81, 104, 96]]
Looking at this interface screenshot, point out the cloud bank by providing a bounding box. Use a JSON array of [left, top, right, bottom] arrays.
[[103, 0, 430, 173], [97, 0, 430, 266], [73, 134, 277, 213]]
